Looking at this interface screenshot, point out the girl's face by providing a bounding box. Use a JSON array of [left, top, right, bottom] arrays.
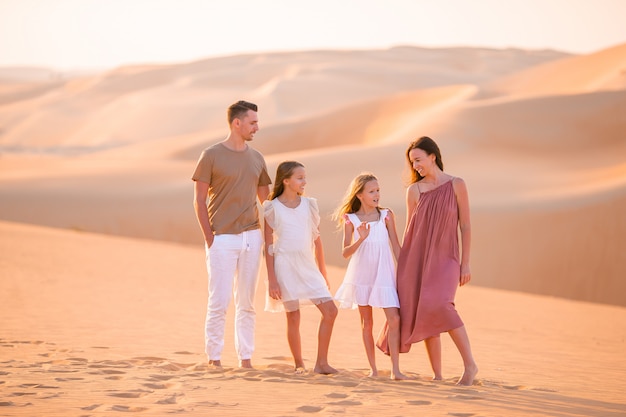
[[283, 166, 306, 195], [357, 179, 380, 209], [408, 148, 436, 177]]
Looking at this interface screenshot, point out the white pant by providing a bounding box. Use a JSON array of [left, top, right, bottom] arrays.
[[204, 229, 263, 361]]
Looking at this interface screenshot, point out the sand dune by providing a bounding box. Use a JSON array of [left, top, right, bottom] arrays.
[[2, 44, 625, 306], [480, 42, 626, 98]]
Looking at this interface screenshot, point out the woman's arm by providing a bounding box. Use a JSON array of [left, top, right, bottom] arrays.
[[453, 177, 472, 286], [404, 183, 420, 240]]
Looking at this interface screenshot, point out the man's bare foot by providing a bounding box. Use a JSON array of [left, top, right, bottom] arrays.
[[208, 359, 222, 367], [367, 369, 378, 378], [314, 364, 338, 375], [456, 364, 478, 386], [239, 359, 253, 369], [391, 371, 412, 380]]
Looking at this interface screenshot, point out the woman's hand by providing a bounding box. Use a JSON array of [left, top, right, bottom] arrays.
[[460, 265, 471, 286]]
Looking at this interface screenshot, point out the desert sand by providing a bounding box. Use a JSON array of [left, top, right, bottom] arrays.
[[1, 44, 626, 416]]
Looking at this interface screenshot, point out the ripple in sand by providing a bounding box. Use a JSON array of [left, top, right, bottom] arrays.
[[81, 403, 102, 411]]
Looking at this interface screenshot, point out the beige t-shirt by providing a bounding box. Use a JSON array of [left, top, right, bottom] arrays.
[[192, 143, 271, 235]]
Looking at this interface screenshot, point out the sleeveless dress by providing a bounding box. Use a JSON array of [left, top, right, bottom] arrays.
[[263, 197, 333, 313], [334, 210, 400, 309], [377, 179, 464, 354]]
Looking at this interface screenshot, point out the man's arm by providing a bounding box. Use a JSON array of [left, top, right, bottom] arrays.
[[193, 180, 214, 247]]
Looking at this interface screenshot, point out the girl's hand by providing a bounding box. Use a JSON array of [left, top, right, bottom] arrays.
[[356, 222, 370, 240], [268, 279, 282, 300], [460, 265, 471, 286]]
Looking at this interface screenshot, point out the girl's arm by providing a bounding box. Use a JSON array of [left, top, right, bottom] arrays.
[[264, 221, 282, 299], [384, 210, 402, 261], [341, 215, 369, 259], [453, 177, 472, 286], [314, 235, 330, 288]]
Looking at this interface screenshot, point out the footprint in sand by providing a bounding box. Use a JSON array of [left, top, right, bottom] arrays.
[[108, 389, 152, 399], [81, 403, 102, 411], [156, 393, 184, 405], [449, 413, 475, 417], [328, 400, 362, 406], [326, 393, 349, 399], [143, 382, 177, 390], [406, 400, 432, 406], [296, 405, 324, 413], [111, 405, 149, 412], [148, 374, 176, 381]]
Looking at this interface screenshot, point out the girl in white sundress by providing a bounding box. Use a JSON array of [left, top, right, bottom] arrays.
[[334, 173, 409, 380], [263, 161, 338, 375]]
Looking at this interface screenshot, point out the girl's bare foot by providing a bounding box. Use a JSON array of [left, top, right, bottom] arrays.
[[367, 369, 378, 378], [391, 371, 411, 380], [432, 375, 443, 381], [314, 364, 338, 375], [456, 364, 478, 386], [295, 367, 307, 375]]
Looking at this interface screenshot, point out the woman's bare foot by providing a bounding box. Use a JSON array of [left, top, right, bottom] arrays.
[[314, 364, 338, 375], [367, 369, 378, 378], [456, 364, 478, 386], [432, 375, 443, 381], [239, 359, 253, 369]]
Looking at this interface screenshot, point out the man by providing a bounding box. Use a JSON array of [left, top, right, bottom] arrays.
[[192, 100, 271, 368]]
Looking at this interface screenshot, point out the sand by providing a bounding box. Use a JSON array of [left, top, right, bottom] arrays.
[[1, 44, 625, 416]]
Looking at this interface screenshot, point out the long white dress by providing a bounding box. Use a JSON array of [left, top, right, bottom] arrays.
[[334, 210, 400, 309], [263, 197, 333, 313]]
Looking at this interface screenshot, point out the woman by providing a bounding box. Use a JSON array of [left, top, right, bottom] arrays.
[[377, 136, 478, 386]]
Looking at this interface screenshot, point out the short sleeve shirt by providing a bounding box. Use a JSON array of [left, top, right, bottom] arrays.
[[192, 143, 272, 235]]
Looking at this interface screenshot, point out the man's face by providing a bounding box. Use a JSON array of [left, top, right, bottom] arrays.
[[238, 110, 259, 141]]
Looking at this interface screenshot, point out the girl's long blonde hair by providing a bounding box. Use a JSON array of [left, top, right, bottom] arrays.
[[332, 172, 379, 227]]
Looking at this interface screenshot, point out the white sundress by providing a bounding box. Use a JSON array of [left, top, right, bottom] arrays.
[[263, 197, 332, 313], [334, 209, 400, 309]]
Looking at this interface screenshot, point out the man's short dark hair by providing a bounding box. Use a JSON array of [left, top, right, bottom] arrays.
[[228, 100, 258, 124]]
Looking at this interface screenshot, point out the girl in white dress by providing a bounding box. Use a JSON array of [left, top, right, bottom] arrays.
[[263, 161, 338, 375], [334, 173, 408, 380]]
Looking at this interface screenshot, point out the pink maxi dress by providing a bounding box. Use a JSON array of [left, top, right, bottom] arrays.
[[377, 179, 463, 354]]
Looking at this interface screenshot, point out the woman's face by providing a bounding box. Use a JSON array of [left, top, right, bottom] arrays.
[[408, 148, 435, 177]]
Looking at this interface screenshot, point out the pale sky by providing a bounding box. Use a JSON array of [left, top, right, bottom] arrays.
[[1, 0, 625, 71]]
